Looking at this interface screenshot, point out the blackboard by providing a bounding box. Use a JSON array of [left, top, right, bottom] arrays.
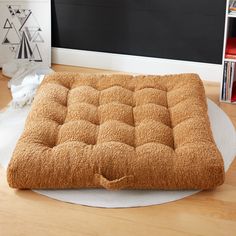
[[52, 0, 226, 64]]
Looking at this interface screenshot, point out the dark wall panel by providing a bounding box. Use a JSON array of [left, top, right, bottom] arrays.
[[52, 0, 226, 64]]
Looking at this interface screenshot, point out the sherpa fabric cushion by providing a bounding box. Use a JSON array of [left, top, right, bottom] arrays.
[[7, 72, 225, 190]]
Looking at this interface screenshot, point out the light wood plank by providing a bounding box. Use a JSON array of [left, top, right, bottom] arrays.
[[0, 72, 11, 109], [0, 65, 235, 236]]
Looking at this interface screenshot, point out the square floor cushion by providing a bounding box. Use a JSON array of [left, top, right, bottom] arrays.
[[7, 73, 224, 190]]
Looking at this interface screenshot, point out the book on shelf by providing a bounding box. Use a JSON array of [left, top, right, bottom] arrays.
[[226, 62, 230, 100], [229, 10, 236, 15], [226, 37, 236, 55], [225, 53, 236, 59], [229, 0, 236, 11], [231, 81, 236, 102], [229, 1, 236, 19], [230, 62, 235, 100], [222, 62, 227, 100], [222, 61, 236, 103]]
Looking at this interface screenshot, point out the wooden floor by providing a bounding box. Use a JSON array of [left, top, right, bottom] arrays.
[[0, 65, 236, 236]]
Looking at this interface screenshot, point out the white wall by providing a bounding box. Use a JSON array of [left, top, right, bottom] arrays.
[[52, 47, 223, 82]]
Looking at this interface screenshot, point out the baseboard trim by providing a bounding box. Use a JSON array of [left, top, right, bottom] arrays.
[[52, 47, 223, 82]]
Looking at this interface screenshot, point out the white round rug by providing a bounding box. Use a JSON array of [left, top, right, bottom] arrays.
[[0, 99, 235, 208]]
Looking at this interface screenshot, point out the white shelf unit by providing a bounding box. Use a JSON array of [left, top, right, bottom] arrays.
[[224, 58, 236, 62], [220, 0, 236, 104]]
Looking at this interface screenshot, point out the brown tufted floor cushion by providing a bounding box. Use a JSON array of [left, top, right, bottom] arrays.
[[7, 72, 225, 190]]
